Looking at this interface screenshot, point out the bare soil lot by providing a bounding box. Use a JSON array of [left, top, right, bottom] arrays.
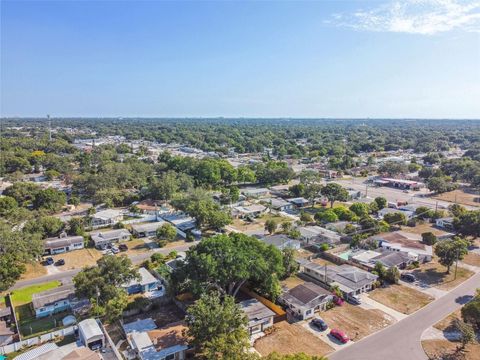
[[433, 189, 480, 208], [20, 262, 47, 280], [411, 260, 474, 291], [369, 284, 433, 314], [434, 309, 462, 332], [462, 252, 480, 267], [50, 248, 102, 270], [230, 214, 292, 234], [122, 238, 150, 256], [122, 302, 185, 328], [280, 275, 304, 290], [422, 339, 480, 360], [320, 303, 395, 341], [254, 321, 333, 357], [401, 223, 453, 237]]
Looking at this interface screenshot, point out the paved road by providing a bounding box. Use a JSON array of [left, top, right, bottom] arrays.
[[332, 178, 478, 210], [329, 271, 480, 360], [10, 242, 198, 290]]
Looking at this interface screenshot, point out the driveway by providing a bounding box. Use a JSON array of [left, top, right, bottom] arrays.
[[301, 319, 354, 351], [329, 271, 480, 360], [399, 279, 448, 299], [358, 294, 407, 322]]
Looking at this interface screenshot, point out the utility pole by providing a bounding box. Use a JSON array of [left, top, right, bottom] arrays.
[[454, 248, 459, 280], [365, 183, 368, 197]]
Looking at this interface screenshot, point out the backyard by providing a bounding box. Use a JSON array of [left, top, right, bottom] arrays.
[[9, 281, 71, 338], [50, 248, 102, 270], [369, 284, 434, 314], [254, 321, 334, 357], [320, 303, 395, 341]]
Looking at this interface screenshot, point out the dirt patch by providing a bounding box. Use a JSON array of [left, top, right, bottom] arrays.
[[123, 302, 184, 328], [434, 309, 462, 332], [422, 339, 480, 360], [20, 262, 47, 280], [311, 257, 337, 267], [321, 303, 394, 341], [433, 189, 480, 208], [123, 238, 150, 256], [50, 248, 102, 270], [411, 260, 474, 291], [462, 253, 480, 267], [369, 284, 433, 314], [254, 321, 333, 357], [401, 223, 453, 237], [280, 275, 304, 290]]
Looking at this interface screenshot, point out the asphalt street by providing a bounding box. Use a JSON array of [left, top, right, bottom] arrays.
[[330, 271, 480, 360]]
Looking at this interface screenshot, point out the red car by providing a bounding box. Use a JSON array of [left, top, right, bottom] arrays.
[[333, 295, 344, 306], [330, 329, 349, 344]]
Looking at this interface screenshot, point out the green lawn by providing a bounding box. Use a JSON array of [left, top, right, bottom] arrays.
[[10, 281, 61, 306], [19, 311, 70, 339]]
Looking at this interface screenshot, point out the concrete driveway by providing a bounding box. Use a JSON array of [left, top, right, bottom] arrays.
[[301, 318, 355, 350], [358, 293, 407, 322]]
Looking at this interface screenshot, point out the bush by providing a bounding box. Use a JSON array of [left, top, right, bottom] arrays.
[[319, 243, 329, 252], [422, 232, 437, 245], [151, 253, 165, 264], [157, 240, 168, 248]]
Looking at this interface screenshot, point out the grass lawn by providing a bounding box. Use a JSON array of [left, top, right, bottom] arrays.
[[10, 281, 61, 306], [19, 311, 70, 338], [254, 321, 333, 357], [20, 262, 48, 281], [369, 284, 434, 314], [410, 260, 474, 291], [321, 303, 395, 341]]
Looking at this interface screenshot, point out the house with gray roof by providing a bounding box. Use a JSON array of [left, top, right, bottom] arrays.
[[268, 198, 293, 212], [32, 284, 76, 318], [90, 209, 124, 229], [278, 282, 333, 321], [43, 235, 84, 255], [131, 221, 166, 238], [123, 267, 163, 296], [90, 229, 131, 249], [298, 226, 341, 245], [259, 234, 301, 250], [303, 262, 378, 299], [238, 299, 275, 336]]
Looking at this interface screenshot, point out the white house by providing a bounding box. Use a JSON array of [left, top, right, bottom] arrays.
[[239, 299, 275, 336], [90, 209, 124, 228], [232, 204, 267, 219], [90, 229, 131, 249], [298, 226, 341, 245], [241, 188, 270, 198], [260, 234, 301, 250], [436, 217, 455, 230], [43, 235, 84, 255], [131, 221, 167, 238], [378, 208, 414, 220]]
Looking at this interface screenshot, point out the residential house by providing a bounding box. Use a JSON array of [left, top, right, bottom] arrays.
[[436, 217, 455, 230], [0, 306, 14, 346], [123, 268, 164, 296], [131, 221, 167, 238], [126, 321, 190, 360], [259, 234, 301, 250], [241, 188, 270, 199], [90, 209, 124, 228], [32, 284, 76, 318], [269, 184, 291, 197], [162, 213, 197, 232], [298, 226, 341, 245], [232, 204, 267, 219], [78, 319, 104, 351], [375, 178, 424, 190], [268, 198, 293, 212], [43, 235, 84, 255], [303, 262, 378, 299], [278, 282, 333, 321], [90, 229, 131, 249], [287, 197, 310, 208], [349, 250, 382, 267], [135, 200, 169, 216], [238, 299, 275, 336], [370, 231, 433, 262], [370, 250, 415, 270]]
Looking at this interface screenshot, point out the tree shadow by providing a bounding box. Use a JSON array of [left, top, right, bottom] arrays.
[[455, 295, 474, 305]]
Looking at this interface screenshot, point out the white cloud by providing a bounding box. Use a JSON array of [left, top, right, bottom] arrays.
[[328, 0, 480, 35]]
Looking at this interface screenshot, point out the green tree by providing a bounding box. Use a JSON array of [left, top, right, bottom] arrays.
[[385, 266, 400, 284], [265, 219, 278, 234], [172, 234, 285, 299], [185, 292, 250, 359], [383, 212, 407, 226], [349, 203, 370, 217], [374, 197, 387, 210], [24, 216, 65, 238], [426, 176, 457, 194], [461, 290, 480, 329], [415, 206, 434, 220], [281, 221, 292, 233], [282, 247, 299, 278], [315, 209, 338, 224], [67, 217, 86, 236], [299, 212, 313, 223], [421, 232, 437, 245], [321, 183, 348, 208], [33, 188, 67, 212], [373, 262, 386, 279], [434, 237, 469, 274], [454, 319, 476, 350], [156, 223, 177, 242], [73, 255, 139, 320], [0, 196, 18, 217], [454, 210, 480, 238]]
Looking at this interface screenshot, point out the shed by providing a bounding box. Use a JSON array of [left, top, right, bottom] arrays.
[[78, 319, 104, 350]]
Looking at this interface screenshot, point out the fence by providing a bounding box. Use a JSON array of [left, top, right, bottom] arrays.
[[0, 325, 76, 355], [122, 214, 158, 225]]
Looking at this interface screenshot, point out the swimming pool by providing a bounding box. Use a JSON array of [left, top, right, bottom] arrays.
[[338, 250, 352, 260]]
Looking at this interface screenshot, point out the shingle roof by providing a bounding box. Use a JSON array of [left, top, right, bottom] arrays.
[[44, 236, 84, 250], [31, 284, 75, 309], [287, 282, 330, 305], [239, 299, 275, 322]]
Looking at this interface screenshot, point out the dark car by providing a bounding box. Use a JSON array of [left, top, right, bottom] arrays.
[[119, 244, 128, 251], [311, 318, 328, 331], [44, 257, 54, 266], [55, 259, 65, 266], [401, 273, 416, 282], [330, 329, 349, 344]]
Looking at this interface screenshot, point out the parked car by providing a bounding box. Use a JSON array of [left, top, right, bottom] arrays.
[[119, 244, 128, 251], [55, 259, 65, 266], [347, 294, 361, 305], [401, 273, 416, 282], [111, 247, 120, 254], [311, 318, 328, 331], [330, 329, 349, 344], [44, 257, 54, 266]]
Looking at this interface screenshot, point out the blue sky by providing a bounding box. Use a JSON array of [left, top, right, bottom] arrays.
[[1, 0, 479, 118]]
